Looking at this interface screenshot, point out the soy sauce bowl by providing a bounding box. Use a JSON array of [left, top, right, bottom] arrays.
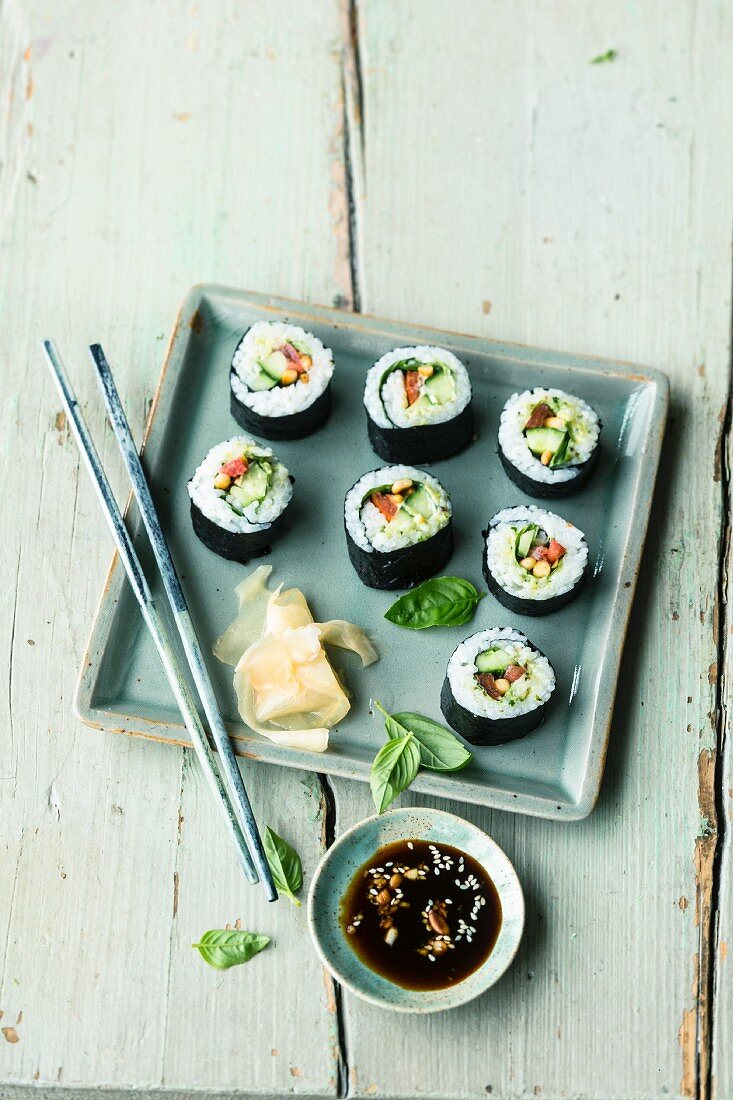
[[307, 807, 524, 1013]]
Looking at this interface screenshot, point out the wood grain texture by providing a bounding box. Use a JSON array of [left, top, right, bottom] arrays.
[[0, 0, 349, 1095], [712, 416, 732, 1100], [1, 0, 732, 1098], [334, 1, 733, 1098]]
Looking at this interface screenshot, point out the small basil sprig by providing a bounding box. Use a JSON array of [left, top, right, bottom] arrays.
[[370, 702, 472, 812], [193, 929, 270, 970], [387, 711, 473, 773], [370, 717, 421, 814], [264, 827, 303, 906], [384, 576, 484, 630]]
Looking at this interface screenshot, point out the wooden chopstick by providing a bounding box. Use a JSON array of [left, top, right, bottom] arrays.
[[42, 340, 273, 897], [86, 343, 276, 901]]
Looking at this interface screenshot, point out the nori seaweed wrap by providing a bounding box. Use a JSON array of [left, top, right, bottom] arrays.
[[344, 465, 453, 590], [230, 321, 334, 440], [483, 505, 589, 616], [498, 388, 601, 498], [441, 628, 556, 746], [363, 346, 474, 464], [187, 436, 292, 563]]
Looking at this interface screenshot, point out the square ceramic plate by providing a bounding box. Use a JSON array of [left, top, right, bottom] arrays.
[[76, 285, 668, 821]]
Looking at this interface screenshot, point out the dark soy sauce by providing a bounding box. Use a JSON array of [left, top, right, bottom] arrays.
[[339, 838, 502, 991]]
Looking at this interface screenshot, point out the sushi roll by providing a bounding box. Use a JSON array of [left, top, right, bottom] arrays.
[[441, 627, 556, 746], [363, 346, 473, 464], [498, 387, 601, 498], [188, 436, 292, 562], [344, 466, 453, 590], [483, 505, 588, 616], [230, 321, 334, 440]]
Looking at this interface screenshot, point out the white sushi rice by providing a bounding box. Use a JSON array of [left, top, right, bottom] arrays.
[[344, 465, 451, 553], [485, 506, 588, 601], [231, 321, 334, 418], [447, 627, 555, 719], [498, 388, 600, 484], [188, 436, 292, 534], [363, 346, 471, 429]]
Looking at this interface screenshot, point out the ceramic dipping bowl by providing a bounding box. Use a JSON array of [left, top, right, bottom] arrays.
[[307, 807, 525, 1013]]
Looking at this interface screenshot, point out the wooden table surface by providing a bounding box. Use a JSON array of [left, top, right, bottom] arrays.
[[1, 3, 732, 1098]]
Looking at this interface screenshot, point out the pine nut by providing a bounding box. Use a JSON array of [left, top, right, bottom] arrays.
[[533, 560, 551, 578], [384, 926, 399, 946], [214, 473, 231, 490], [417, 364, 434, 378], [494, 678, 511, 695], [428, 909, 449, 936], [540, 449, 553, 466], [281, 368, 299, 385], [543, 416, 565, 430], [300, 355, 312, 369], [519, 556, 535, 570], [391, 478, 413, 495]]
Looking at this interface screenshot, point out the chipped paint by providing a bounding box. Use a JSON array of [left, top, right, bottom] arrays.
[[679, 896, 689, 910], [720, 941, 728, 961], [322, 964, 337, 1015], [2, 1026, 20, 1044], [679, 1002, 696, 1097]]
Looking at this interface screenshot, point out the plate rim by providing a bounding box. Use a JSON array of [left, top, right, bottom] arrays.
[[75, 282, 670, 821]]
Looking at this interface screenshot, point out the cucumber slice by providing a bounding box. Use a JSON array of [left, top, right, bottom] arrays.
[[475, 648, 512, 675], [550, 432, 571, 468], [247, 369, 279, 392], [227, 462, 270, 509], [525, 426, 567, 456], [515, 524, 538, 560], [421, 367, 454, 406], [261, 350, 289, 381], [403, 484, 434, 520]]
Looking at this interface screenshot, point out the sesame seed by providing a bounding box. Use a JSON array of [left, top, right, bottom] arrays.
[[407, 842, 414, 850]]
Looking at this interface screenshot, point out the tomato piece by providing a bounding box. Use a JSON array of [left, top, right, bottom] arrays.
[[404, 370, 422, 406], [371, 491, 399, 522]]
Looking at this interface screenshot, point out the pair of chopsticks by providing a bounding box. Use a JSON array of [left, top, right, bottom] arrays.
[[42, 340, 276, 901]]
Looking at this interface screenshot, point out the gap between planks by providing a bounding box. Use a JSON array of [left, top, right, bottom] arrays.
[[705, 359, 733, 1100], [319, 4, 365, 1097]]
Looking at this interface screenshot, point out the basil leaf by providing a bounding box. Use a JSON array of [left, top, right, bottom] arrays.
[[193, 929, 270, 970], [264, 827, 303, 906], [384, 576, 485, 630], [590, 47, 617, 64], [370, 722, 421, 814], [392, 712, 473, 773], [374, 699, 410, 742]]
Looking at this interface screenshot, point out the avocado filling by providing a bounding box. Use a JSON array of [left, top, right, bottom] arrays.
[[382, 359, 456, 416], [512, 523, 566, 580], [248, 340, 314, 392], [214, 451, 274, 515], [474, 647, 527, 701], [523, 396, 587, 469]]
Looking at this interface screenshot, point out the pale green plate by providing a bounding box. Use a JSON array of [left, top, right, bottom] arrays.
[[307, 808, 525, 1013], [76, 285, 668, 820]]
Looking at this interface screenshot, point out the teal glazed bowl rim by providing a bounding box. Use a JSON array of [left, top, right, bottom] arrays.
[[307, 807, 525, 1013]]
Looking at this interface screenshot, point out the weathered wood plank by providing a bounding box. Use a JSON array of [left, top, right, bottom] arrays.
[[335, 1, 733, 1097], [712, 420, 732, 1100], [0, 0, 350, 1095]]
